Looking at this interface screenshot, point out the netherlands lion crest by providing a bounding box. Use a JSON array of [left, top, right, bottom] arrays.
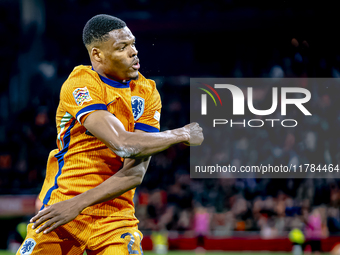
[[20, 238, 36, 255], [131, 96, 145, 121]]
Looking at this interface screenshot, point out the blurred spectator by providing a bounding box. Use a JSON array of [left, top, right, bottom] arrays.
[[211, 211, 235, 237], [260, 218, 279, 239], [193, 206, 211, 249], [327, 207, 340, 233], [304, 208, 325, 253]]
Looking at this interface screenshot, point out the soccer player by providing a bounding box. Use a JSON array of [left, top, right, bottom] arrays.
[[17, 14, 203, 255]]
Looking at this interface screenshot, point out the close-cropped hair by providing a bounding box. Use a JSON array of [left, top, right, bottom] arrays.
[[82, 14, 126, 46]]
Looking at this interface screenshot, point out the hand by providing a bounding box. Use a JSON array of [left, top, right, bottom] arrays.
[[183, 122, 204, 146], [30, 198, 84, 234]]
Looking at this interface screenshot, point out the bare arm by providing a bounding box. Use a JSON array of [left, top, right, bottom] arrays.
[[30, 111, 203, 234], [76, 155, 150, 207], [31, 140, 151, 234], [83, 110, 203, 158]]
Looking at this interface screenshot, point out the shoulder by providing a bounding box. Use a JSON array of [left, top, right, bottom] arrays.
[[67, 65, 100, 82], [131, 72, 158, 97], [61, 65, 102, 92], [59, 65, 104, 104]]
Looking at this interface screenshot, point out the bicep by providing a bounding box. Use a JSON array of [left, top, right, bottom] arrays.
[[83, 110, 128, 152]]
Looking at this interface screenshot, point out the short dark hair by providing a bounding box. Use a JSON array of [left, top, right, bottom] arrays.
[[82, 14, 126, 46]]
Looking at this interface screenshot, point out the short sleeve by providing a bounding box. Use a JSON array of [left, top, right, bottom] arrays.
[[60, 67, 107, 124], [134, 86, 162, 132]]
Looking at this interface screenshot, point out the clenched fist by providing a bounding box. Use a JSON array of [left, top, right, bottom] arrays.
[[183, 122, 204, 146]]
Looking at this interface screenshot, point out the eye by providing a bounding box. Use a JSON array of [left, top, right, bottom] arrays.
[[120, 46, 126, 51]]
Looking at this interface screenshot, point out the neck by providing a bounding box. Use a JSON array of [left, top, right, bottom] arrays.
[[92, 66, 127, 84]]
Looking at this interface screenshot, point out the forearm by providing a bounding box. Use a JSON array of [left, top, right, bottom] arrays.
[[30, 173, 142, 234], [75, 174, 140, 211], [73, 156, 150, 212], [84, 111, 189, 158], [30, 152, 151, 234], [111, 128, 188, 158]]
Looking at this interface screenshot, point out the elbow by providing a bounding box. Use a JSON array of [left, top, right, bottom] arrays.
[[111, 148, 133, 158], [128, 174, 143, 189], [133, 176, 143, 187], [131, 166, 146, 187], [109, 139, 142, 158]]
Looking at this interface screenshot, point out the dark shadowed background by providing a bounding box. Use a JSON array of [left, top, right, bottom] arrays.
[[1, 0, 340, 252]]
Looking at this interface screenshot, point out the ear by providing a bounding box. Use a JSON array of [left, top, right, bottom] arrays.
[[91, 47, 103, 62]]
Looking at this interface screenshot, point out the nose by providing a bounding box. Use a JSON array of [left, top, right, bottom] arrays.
[[130, 45, 138, 58]]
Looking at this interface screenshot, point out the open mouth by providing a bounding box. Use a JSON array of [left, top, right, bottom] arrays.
[[132, 60, 140, 70]]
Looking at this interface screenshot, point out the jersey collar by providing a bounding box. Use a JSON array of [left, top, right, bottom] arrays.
[[92, 67, 130, 88]]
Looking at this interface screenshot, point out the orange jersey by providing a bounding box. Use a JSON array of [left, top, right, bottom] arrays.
[[39, 65, 161, 218], [18, 215, 142, 255]]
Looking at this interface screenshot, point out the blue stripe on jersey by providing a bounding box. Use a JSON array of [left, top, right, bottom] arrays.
[[42, 119, 76, 205], [91, 67, 130, 88], [75, 103, 107, 123], [134, 123, 159, 132], [99, 74, 131, 88]]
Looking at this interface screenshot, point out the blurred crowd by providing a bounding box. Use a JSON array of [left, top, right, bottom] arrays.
[[1, 0, 340, 248], [135, 176, 340, 238]]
